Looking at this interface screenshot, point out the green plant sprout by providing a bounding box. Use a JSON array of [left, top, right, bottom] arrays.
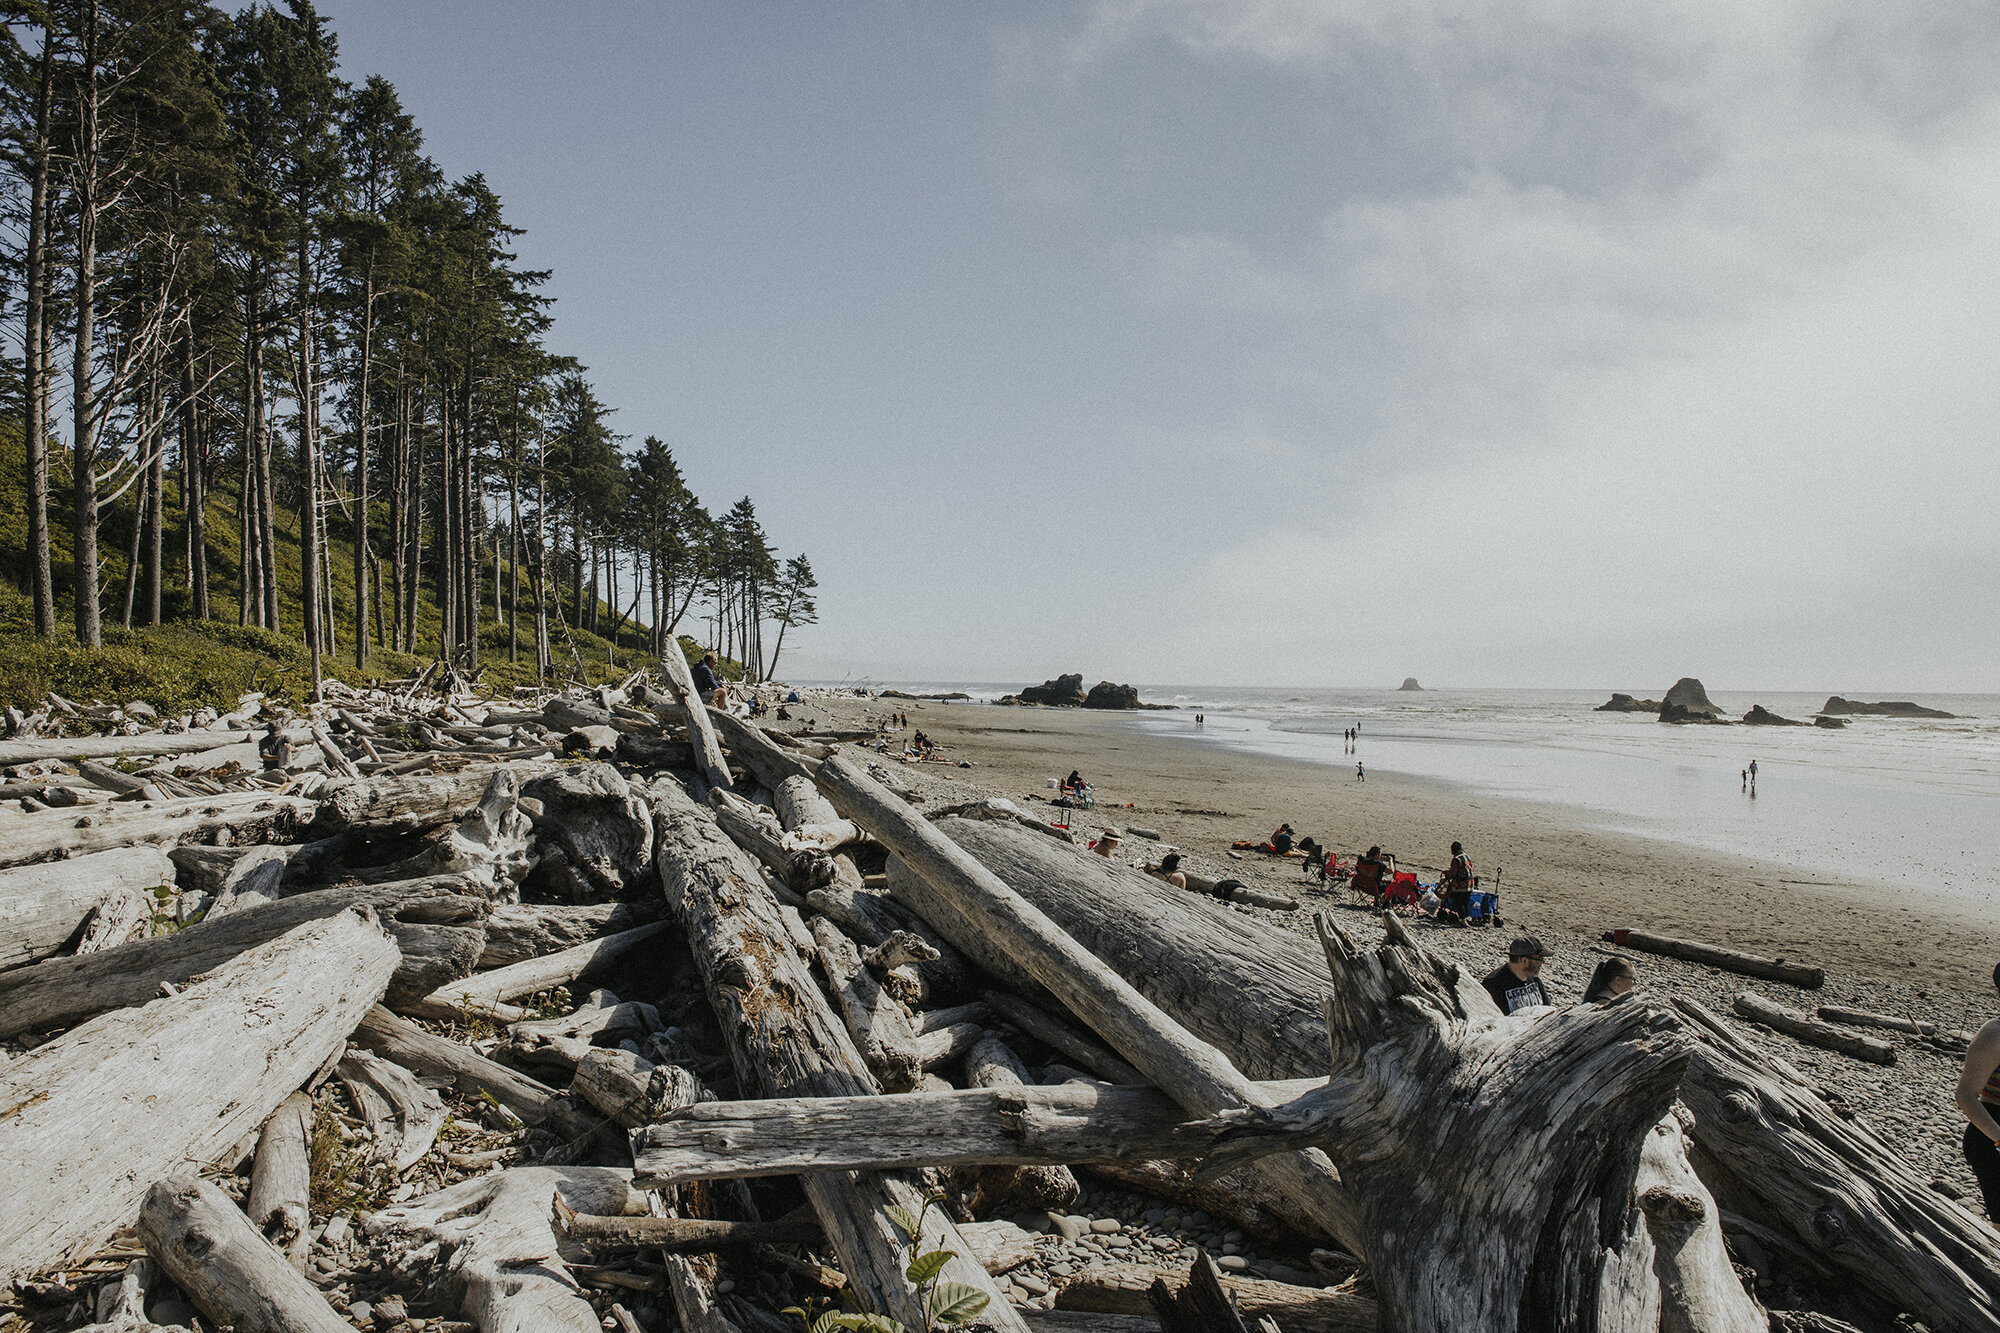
[[783, 1191, 990, 1333]]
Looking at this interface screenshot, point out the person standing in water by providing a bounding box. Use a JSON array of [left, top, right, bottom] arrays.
[[1954, 963, 2000, 1221], [1749, 759, 1759, 790]]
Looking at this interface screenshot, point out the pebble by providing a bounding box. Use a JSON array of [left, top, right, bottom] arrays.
[[1143, 1209, 1168, 1226], [1216, 1255, 1250, 1272], [1105, 1235, 1132, 1249], [1013, 1274, 1050, 1296], [1088, 1218, 1121, 1234], [374, 1297, 407, 1325], [350, 1302, 373, 1324], [1048, 1213, 1089, 1241], [1221, 1242, 1242, 1255]]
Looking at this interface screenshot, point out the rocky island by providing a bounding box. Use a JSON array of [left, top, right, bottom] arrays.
[[1398, 677, 1423, 691], [997, 674, 1171, 710], [1658, 677, 1727, 724], [1819, 696, 1956, 719]]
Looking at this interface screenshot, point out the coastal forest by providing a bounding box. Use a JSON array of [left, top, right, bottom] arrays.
[[0, 0, 818, 709]]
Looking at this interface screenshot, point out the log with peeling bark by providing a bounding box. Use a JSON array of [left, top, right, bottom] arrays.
[[0, 906, 398, 1275], [247, 1091, 314, 1270], [1673, 997, 2000, 1333], [368, 1167, 650, 1333], [480, 900, 646, 968], [1732, 992, 1895, 1064], [644, 775, 1026, 1332], [0, 790, 316, 867], [0, 846, 176, 971], [1054, 1260, 1375, 1333], [138, 1175, 352, 1333], [404, 920, 673, 1022], [0, 874, 484, 1039], [352, 1005, 604, 1144], [336, 1047, 447, 1172], [816, 757, 1364, 1255], [812, 915, 923, 1091], [1608, 930, 1825, 990]]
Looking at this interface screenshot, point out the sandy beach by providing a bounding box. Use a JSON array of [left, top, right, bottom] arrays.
[[785, 690, 1995, 1199]]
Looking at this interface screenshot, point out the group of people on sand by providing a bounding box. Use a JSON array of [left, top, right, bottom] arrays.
[[1479, 935, 1638, 1014], [1345, 839, 1491, 925]]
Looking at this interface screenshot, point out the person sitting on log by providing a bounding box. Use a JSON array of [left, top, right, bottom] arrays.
[[1582, 955, 1638, 1004], [692, 654, 726, 708], [1481, 936, 1552, 1015], [257, 722, 293, 772], [1954, 961, 2000, 1221], [1147, 851, 1188, 889]]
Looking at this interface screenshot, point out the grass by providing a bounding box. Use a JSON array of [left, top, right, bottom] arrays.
[[0, 421, 738, 712]]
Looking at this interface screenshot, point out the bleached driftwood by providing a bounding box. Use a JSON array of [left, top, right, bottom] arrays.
[[862, 930, 940, 973], [368, 1167, 649, 1333], [0, 874, 483, 1039], [644, 776, 1024, 1332], [703, 709, 814, 789], [0, 907, 398, 1274], [1081, 1156, 1327, 1244], [572, 1048, 705, 1129], [352, 1005, 603, 1144], [336, 1047, 447, 1172], [74, 883, 155, 952], [551, 1197, 820, 1253], [1815, 1004, 1935, 1037], [1674, 998, 2000, 1333], [246, 1091, 314, 1269], [1054, 1260, 1374, 1333], [201, 846, 289, 917], [631, 1075, 1323, 1184], [350, 768, 536, 899], [1732, 992, 1895, 1065], [816, 757, 1363, 1254], [656, 650, 733, 792], [1626, 1111, 1768, 1333], [138, 1175, 351, 1333], [811, 914, 922, 1091], [404, 920, 672, 1023], [316, 763, 551, 836], [480, 900, 645, 968], [958, 1034, 1080, 1213], [806, 878, 970, 1008], [0, 729, 245, 766], [1607, 930, 1824, 990], [708, 788, 830, 891], [982, 989, 1145, 1085], [0, 845, 174, 970], [0, 789, 315, 867], [523, 763, 655, 899]]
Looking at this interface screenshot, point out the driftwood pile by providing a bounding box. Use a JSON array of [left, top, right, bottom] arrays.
[[0, 667, 1995, 1333]]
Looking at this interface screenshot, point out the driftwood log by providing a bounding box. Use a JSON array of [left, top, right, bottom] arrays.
[[368, 1167, 649, 1333], [522, 763, 655, 899], [0, 845, 175, 970], [0, 730, 248, 766], [246, 1091, 315, 1269], [1732, 992, 1895, 1064], [0, 790, 315, 867], [405, 920, 672, 1022], [336, 1047, 448, 1172], [1814, 1005, 1934, 1037], [982, 989, 1145, 1085], [811, 914, 923, 1091], [644, 775, 1025, 1332], [656, 650, 734, 792], [138, 1175, 351, 1333], [1674, 998, 2000, 1333], [480, 901, 646, 968], [815, 756, 1364, 1256], [352, 1005, 604, 1144], [316, 764, 551, 837], [0, 874, 483, 1039], [1055, 1260, 1374, 1333], [1608, 930, 1825, 990], [0, 906, 398, 1274]]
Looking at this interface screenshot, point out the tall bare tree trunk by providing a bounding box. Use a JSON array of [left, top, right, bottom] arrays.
[[69, 0, 105, 650], [23, 28, 54, 636], [143, 385, 164, 627], [352, 255, 374, 668], [295, 215, 322, 692], [183, 326, 207, 620], [248, 281, 279, 632]]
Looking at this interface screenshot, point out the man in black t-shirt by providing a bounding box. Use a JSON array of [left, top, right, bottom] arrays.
[[1482, 935, 1551, 1014]]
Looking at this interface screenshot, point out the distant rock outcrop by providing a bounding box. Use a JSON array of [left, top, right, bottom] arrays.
[[1742, 705, 1804, 726], [879, 690, 971, 701], [1083, 682, 1141, 710], [1814, 715, 1848, 728], [1398, 678, 1423, 691], [1658, 677, 1727, 724], [1818, 697, 1956, 719], [1595, 694, 1662, 714], [1015, 674, 1087, 707]]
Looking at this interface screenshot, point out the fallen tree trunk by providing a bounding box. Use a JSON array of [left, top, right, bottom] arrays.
[[0, 846, 177, 970], [368, 1167, 649, 1333], [1608, 930, 1824, 990], [316, 764, 551, 837], [1054, 1261, 1375, 1333], [708, 789, 830, 892], [247, 1092, 314, 1270], [0, 790, 315, 868], [812, 915, 923, 1091], [404, 920, 672, 1022], [551, 1197, 820, 1253], [351, 1005, 603, 1144], [1673, 998, 2000, 1333], [480, 901, 646, 968], [0, 874, 484, 1039], [644, 776, 1025, 1332], [816, 758, 1365, 1256], [0, 907, 398, 1274], [703, 710, 815, 789], [138, 1175, 351, 1333], [657, 651, 733, 792], [1814, 1005, 1934, 1037], [336, 1048, 448, 1173], [630, 1075, 1324, 1186], [1733, 993, 1894, 1065], [0, 730, 246, 766]]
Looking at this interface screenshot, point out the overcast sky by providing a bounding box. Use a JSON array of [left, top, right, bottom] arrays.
[[316, 1, 2000, 694]]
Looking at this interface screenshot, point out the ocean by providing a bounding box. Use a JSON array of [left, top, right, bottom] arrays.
[[821, 681, 2000, 912]]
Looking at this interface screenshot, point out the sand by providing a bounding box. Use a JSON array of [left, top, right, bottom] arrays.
[[812, 695, 1993, 994]]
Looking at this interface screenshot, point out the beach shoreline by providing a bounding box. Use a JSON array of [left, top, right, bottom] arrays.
[[805, 694, 1994, 993]]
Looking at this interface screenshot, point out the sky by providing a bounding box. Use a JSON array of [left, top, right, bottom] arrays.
[[314, 0, 2000, 694]]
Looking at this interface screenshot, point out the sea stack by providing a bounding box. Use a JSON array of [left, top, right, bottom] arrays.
[[1742, 705, 1804, 726], [1658, 677, 1726, 724], [1595, 693, 1662, 713], [1399, 678, 1422, 692], [1818, 697, 1956, 719]]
